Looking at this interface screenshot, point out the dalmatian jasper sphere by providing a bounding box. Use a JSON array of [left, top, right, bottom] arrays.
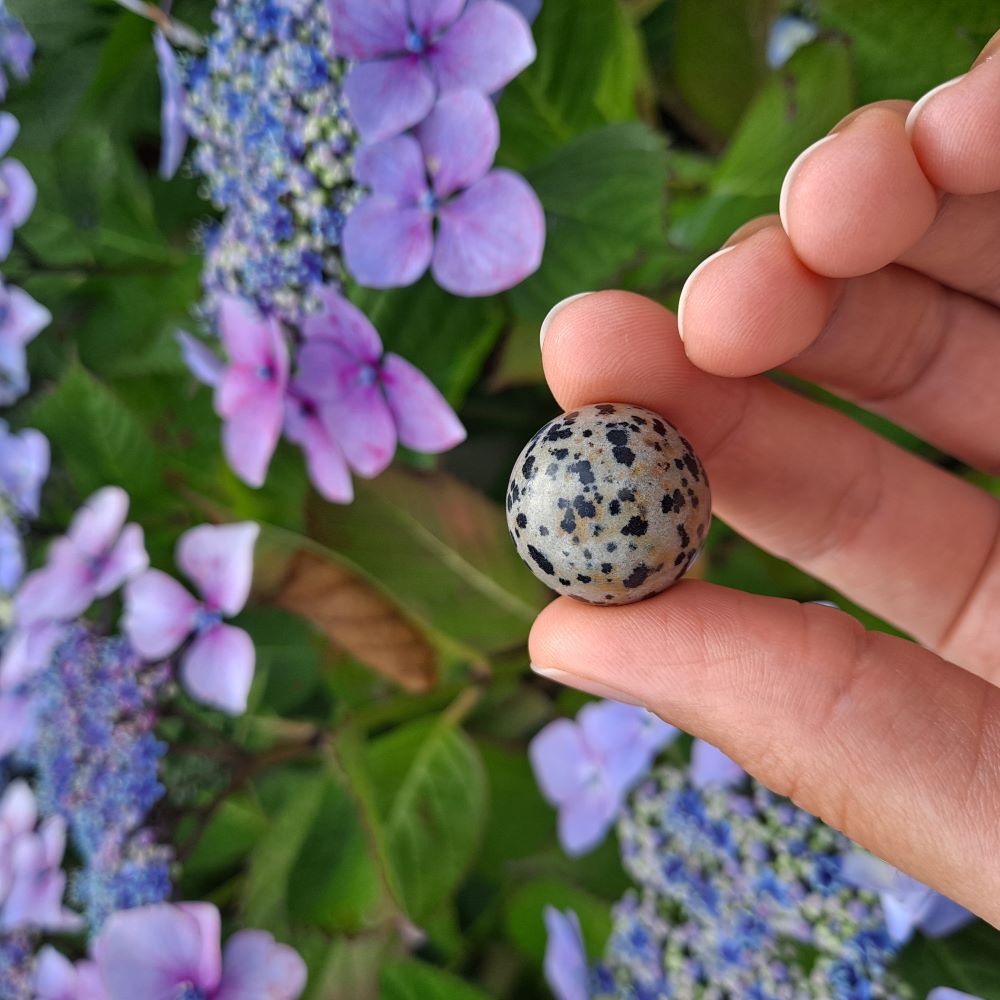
[[506, 403, 711, 605]]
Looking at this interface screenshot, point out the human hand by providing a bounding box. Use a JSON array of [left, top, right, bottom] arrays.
[[529, 29, 1000, 928]]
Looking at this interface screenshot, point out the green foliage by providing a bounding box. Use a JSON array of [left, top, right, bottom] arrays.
[[9, 0, 1000, 997]]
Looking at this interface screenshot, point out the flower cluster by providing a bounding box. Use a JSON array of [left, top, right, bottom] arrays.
[[156, 0, 543, 500], [529, 699, 678, 855], [539, 723, 979, 1000]]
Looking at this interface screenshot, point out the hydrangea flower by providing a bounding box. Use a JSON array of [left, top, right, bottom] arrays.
[[344, 89, 545, 295], [0, 421, 49, 592], [34, 947, 106, 1000], [842, 851, 974, 946], [530, 700, 677, 855], [123, 522, 259, 715], [329, 0, 536, 142], [0, 0, 33, 100], [212, 297, 289, 488], [543, 907, 589, 1000], [177, 329, 224, 387], [91, 902, 307, 1000], [0, 113, 35, 260], [153, 30, 187, 180], [0, 280, 50, 406], [928, 991, 984, 1000], [689, 738, 746, 789], [767, 14, 819, 68], [0, 780, 81, 933], [289, 285, 465, 490]]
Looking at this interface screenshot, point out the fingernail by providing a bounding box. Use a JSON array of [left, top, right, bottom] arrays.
[[530, 662, 646, 707], [677, 246, 736, 342], [779, 133, 839, 233], [539, 292, 593, 351], [904, 76, 963, 136]]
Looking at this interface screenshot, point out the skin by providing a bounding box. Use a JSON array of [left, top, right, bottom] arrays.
[[529, 29, 1000, 928]]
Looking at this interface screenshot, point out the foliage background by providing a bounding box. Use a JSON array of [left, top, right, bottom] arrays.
[[6, 0, 1000, 996]]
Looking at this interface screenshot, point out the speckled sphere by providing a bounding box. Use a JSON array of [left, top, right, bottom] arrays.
[[506, 403, 711, 605]]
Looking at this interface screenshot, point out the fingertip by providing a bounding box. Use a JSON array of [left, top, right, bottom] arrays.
[[908, 54, 1000, 195], [782, 107, 939, 277], [680, 225, 839, 378]]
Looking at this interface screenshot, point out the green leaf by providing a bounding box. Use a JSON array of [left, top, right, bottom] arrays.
[[367, 716, 487, 920], [896, 921, 1000, 1000], [179, 796, 268, 898], [814, 0, 997, 104], [505, 877, 612, 966], [241, 607, 324, 716], [300, 932, 388, 1000], [510, 123, 668, 322], [498, 0, 638, 170], [670, 0, 778, 140], [381, 960, 493, 1000], [28, 362, 160, 501], [306, 466, 548, 659]]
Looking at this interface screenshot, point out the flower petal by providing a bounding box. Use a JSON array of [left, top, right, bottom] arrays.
[[408, 0, 464, 39], [122, 569, 199, 660], [528, 719, 588, 806], [353, 135, 428, 204], [558, 787, 618, 856], [284, 397, 355, 504], [216, 930, 308, 1000], [0, 692, 32, 757], [94, 903, 221, 1000], [343, 194, 434, 289], [300, 287, 383, 361], [5, 285, 51, 345], [176, 330, 224, 387], [154, 30, 187, 179], [220, 388, 285, 488], [543, 908, 590, 1000], [690, 739, 746, 789], [176, 522, 259, 616], [326, 0, 409, 59], [326, 382, 397, 479], [181, 624, 255, 716], [0, 112, 17, 158], [919, 895, 975, 938], [0, 623, 62, 689], [430, 0, 536, 94], [14, 542, 91, 623], [0, 513, 23, 592], [67, 486, 129, 558], [415, 89, 499, 198], [33, 946, 77, 1000], [0, 158, 36, 226], [432, 169, 545, 295], [0, 424, 48, 517], [216, 295, 287, 372], [381, 353, 465, 453], [92, 523, 149, 598], [343, 57, 436, 144], [175, 902, 224, 990], [0, 779, 36, 834]]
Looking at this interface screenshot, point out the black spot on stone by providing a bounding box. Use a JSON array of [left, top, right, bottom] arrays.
[[565, 410, 579, 421], [568, 460, 595, 485], [516, 513, 527, 529], [681, 477, 689, 487], [592, 524, 603, 536], [674, 552, 687, 566], [571, 536, 581, 545], [674, 458, 685, 470], [539, 526, 549, 536], [545, 424, 573, 442], [573, 495, 596, 518], [621, 516, 648, 537], [652, 419, 666, 436], [632, 415, 647, 425], [596, 404, 616, 415], [521, 456, 536, 479], [527, 545, 554, 575], [605, 594, 614, 600], [690, 494, 700, 508], [623, 563, 655, 589], [552, 448, 569, 460], [609, 500, 621, 516], [677, 524, 690, 548], [601, 562, 612, 573], [559, 578, 571, 586], [582, 429, 593, 438], [606, 542, 618, 552], [617, 488, 635, 502], [683, 451, 701, 480], [606, 428, 629, 446], [628, 543, 638, 551], [612, 446, 636, 467], [576, 574, 591, 583], [546, 463, 558, 478], [583, 548, 593, 560], [560, 508, 576, 533], [661, 489, 685, 514]]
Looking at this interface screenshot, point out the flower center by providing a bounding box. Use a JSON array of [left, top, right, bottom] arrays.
[[173, 986, 207, 1000], [194, 606, 223, 633], [355, 363, 379, 388], [405, 28, 426, 54], [417, 190, 438, 212], [257, 362, 275, 381]]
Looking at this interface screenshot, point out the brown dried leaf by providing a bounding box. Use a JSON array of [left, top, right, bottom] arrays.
[[273, 550, 437, 694]]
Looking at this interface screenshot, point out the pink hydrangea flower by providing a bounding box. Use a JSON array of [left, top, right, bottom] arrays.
[[123, 522, 259, 715]]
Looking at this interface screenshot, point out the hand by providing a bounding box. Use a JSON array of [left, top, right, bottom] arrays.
[[528, 29, 1000, 928]]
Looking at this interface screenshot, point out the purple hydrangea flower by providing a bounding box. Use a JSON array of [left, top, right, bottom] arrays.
[[690, 738, 746, 789], [343, 89, 544, 295], [0, 421, 49, 592], [0, 1, 33, 101], [92, 902, 307, 1000], [288, 285, 466, 491], [529, 700, 678, 855], [927, 991, 984, 1000], [0, 690, 31, 756], [123, 522, 259, 715], [0, 113, 35, 260], [0, 280, 50, 405], [213, 296, 290, 488], [0, 780, 81, 933], [543, 907, 589, 1000], [153, 30, 188, 180], [504, 0, 541, 23], [34, 947, 107, 1000], [842, 852, 974, 946], [176, 329, 224, 387], [329, 0, 536, 142]]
